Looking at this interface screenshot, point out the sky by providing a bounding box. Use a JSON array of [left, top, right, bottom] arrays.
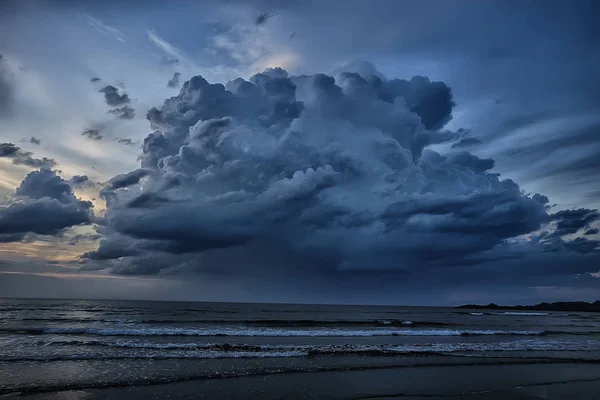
[[0, 0, 599, 305]]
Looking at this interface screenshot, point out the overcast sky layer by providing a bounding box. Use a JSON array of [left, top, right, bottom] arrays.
[[0, 0, 599, 305]]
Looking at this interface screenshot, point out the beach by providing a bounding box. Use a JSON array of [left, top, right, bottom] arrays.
[[4, 358, 600, 399], [2, 299, 600, 398]]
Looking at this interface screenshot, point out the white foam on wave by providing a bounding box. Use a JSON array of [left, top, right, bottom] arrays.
[[15, 339, 600, 361], [469, 312, 484, 316], [40, 327, 545, 337], [494, 312, 549, 316]]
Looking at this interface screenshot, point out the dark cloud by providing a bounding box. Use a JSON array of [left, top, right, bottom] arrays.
[[84, 66, 587, 279], [117, 138, 136, 146], [99, 85, 130, 107], [69, 175, 91, 187], [255, 11, 273, 26], [167, 72, 181, 88], [0, 142, 19, 157], [81, 235, 141, 261], [0, 232, 28, 243], [108, 105, 135, 119], [81, 129, 103, 141], [17, 168, 77, 202], [378, 75, 455, 130], [29, 137, 41, 145], [0, 169, 94, 241], [103, 168, 150, 191], [0, 199, 91, 237], [532, 193, 550, 205], [563, 237, 600, 254], [68, 175, 102, 190], [446, 151, 494, 173], [126, 192, 173, 209], [550, 208, 600, 237], [12, 155, 57, 169], [90, 77, 101, 82], [0, 142, 57, 169], [451, 137, 481, 148]]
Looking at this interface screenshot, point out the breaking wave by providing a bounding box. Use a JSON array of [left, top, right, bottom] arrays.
[[0, 326, 546, 337], [492, 312, 550, 316], [3, 339, 600, 362]]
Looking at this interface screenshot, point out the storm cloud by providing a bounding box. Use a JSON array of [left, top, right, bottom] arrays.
[[0, 169, 94, 241], [80, 65, 598, 279], [103, 168, 151, 191], [550, 208, 600, 237]]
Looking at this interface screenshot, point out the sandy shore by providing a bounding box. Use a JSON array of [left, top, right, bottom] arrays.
[[6, 359, 600, 399]]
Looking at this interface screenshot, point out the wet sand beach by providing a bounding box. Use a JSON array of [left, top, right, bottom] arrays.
[[5, 358, 600, 399]]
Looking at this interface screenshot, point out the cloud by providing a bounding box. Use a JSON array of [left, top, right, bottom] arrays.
[[69, 175, 91, 187], [167, 72, 181, 88], [0, 142, 57, 169], [532, 193, 550, 205], [534, 208, 600, 254], [81, 129, 103, 141], [108, 105, 135, 120], [549, 208, 600, 237], [78, 12, 125, 43], [99, 85, 130, 107], [29, 137, 41, 145], [0, 232, 28, 243], [586, 228, 599, 236], [117, 138, 136, 146], [147, 30, 191, 67], [389, 76, 455, 130], [255, 12, 274, 26], [0, 169, 94, 241], [562, 237, 600, 254], [12, 155, 57, 169], [0, 142, 19, 157], [68, 175, 102, 190], [451, 137, 482, 148], [103, 168, 151, 191], [90, 77, 102, 83], [83, 65, 593, 279]]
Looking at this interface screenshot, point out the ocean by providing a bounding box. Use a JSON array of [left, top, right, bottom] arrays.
[[1, 298, 600, 396]]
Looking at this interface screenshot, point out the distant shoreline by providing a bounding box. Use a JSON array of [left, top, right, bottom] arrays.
[[457, 301, 600, 312]]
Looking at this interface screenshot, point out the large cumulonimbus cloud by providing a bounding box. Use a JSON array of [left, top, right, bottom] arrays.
[[83, 64, 599, 275], [0, 169, 94, 243]]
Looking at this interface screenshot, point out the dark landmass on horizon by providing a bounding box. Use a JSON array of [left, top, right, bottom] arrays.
[[458, 301, 600, 312]]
